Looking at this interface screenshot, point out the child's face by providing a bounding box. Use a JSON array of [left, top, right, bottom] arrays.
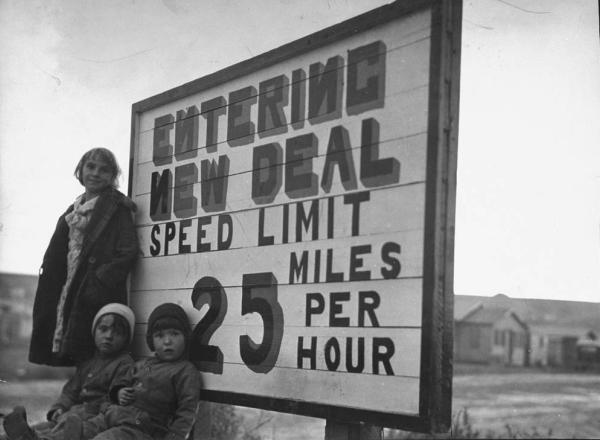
[[82, 156, 114, 196], [152, 328, 185, 361], [94, 315, 128, 356]]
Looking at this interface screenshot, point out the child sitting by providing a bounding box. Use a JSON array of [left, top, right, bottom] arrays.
[[3, 303, 135, 440], [69, 302, 200, 440]]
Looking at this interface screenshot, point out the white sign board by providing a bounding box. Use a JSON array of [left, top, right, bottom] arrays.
[[129, 0, 461, 432]]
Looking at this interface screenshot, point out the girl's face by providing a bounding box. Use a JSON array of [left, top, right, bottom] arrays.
[[94, 315, 128, 356], [152, 328, 185, 361], [82, 156, 114, 196]]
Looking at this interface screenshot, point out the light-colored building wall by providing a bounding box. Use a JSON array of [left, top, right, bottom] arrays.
[[529, 332, 549, 366], [490, 314, 527, 366], [455, 323, 492, 363], [455, 311, 527, 366]]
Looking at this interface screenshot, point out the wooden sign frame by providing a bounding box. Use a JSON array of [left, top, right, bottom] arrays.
[[129, 0, 461, 433]]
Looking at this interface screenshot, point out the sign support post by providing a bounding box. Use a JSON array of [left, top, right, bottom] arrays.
[[325, 419, 382, 440]]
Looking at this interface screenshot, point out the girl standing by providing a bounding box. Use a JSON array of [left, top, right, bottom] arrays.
[[29, 148, 139, 366]]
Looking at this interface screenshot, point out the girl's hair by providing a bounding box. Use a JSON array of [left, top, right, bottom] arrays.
[[74, 148, 121, 188], [151, 317, 189, 356], [94, 313, 130, 343], [151, 317, 187, 336]]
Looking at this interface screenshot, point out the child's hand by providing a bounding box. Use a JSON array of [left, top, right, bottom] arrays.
[[51, 408, 64, 422], [117, 387, 135, 406]]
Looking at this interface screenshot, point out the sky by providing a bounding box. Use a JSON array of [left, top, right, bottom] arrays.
[[0, 0, 598, 303]]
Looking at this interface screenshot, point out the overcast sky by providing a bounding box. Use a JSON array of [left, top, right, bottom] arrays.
[[0, 0, 598, 302]]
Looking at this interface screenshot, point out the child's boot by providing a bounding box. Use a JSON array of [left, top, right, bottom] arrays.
[[2, 406, 37, 440]]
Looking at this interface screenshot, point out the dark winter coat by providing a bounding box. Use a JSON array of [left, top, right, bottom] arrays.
[[29, 187, 139, 366], [81, 357, 201, 440], [29, 351, 135, 439], [48, 351, 134, 420]]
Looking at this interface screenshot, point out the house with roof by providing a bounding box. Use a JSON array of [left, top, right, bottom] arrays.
[[0, 272, 38, 345], [0, 272, 75, 381], [527, 324, 591, 368], [454, 304, 528, 366], [455, 293, 600, 369]]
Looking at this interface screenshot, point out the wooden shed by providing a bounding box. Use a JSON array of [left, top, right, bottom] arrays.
[[455, 305, 528, 366]]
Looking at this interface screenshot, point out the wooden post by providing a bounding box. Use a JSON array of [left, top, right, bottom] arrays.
[[325, 419, 383, 440]]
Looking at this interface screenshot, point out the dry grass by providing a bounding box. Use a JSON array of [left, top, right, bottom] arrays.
[[2, 368, 600, 438], [0, 380, 63, 436]]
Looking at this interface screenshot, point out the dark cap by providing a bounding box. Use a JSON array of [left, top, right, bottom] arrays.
[[146, 303, 191, 351]]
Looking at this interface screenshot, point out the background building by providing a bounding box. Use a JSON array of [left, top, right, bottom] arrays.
[[0, 272, 37, 345], [0, 272, 72, 379], [455, 293, 600, 368], [455, 305, 528, 366]]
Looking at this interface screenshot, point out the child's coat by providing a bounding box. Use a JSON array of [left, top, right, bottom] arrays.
[[49, 352, 134, 420], [80, 357, 201, 440], [31, 352, 134, 439]]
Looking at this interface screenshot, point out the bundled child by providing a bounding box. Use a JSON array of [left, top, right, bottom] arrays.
[[64, 302, 201, 440], [3, 303, 136, 440]]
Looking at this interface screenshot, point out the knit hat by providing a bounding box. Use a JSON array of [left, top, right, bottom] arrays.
[[146, 303, 191, 351], [92, 303, 136, 344]]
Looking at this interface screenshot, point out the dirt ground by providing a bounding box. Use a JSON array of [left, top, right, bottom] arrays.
[[452, 372, 600, 438], [2, 369, 600, 439]]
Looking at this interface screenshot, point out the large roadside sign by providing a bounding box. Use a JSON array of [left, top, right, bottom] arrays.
[[129, 0, 461, 432]]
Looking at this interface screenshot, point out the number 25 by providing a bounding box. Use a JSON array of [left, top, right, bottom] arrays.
[[189, 272, 284, 374]]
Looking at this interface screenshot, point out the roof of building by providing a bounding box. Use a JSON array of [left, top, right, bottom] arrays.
[[458, 304, 528, 330], [461, 306, 508, 324], [454, 294, 484, 320], [528, 324, 593, 338], [455, 293, 600, 331]]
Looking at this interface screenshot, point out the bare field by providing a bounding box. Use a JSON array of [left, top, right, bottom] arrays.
[[452, 372, 600, 438], [2, 370, 600, 438]]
